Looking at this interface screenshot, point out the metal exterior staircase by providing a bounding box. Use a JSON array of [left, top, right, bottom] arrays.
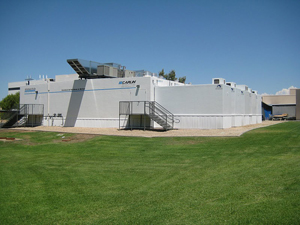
[[1, 105, 27, 128], [0, 104, 44, 128], [119, 101, 174, 130], [145, 101, 174, 130], [1, 112, 18, 128], [14, 115, 28, 127]]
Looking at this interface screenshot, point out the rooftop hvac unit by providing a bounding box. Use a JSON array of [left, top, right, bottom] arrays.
[[236, 85, 248, 91], [67, 59, 123, 79], [134, 70, 144, 77], [212, 78, 226, 84], [226, 82, 236, 87], [124, 70, 135, 78], [97, 65, 118, 77], [134, 70, 156, 77]]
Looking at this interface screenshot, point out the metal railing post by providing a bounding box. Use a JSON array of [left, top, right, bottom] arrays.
[[130, 102, 132, 130], [31, 104, 33, 127], [144, 101, 146, 131]]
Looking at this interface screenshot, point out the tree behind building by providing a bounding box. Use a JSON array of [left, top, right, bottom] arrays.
[[0, 92, 20, 110], [159, 69, 186, 83]]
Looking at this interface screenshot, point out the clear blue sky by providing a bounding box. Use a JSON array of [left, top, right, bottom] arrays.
[[0, 0, 299, 100]]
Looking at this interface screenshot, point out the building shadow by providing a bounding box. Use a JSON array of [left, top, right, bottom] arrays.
[[64, 79, 87, 127]]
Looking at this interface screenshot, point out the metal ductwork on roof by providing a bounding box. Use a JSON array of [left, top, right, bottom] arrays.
[[67, 58, 153, 79], [67, 59, 100, 79], [67, 59, 125, 79]]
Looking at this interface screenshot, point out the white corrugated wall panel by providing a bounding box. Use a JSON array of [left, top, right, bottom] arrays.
[[174, 115, 227, 129], [74, 118, 120, 128], [223, 116, 232, 129]]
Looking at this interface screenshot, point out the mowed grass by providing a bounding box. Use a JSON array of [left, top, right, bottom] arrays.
[[0, 122, 299, 224]]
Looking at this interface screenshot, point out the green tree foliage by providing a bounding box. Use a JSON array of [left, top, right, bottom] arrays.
[[168, 70, 176, 81], [178, 76, 186, 84], [0, 92, 20, 110], [159, 69, 165, 78], [159, 69, 186, 83]]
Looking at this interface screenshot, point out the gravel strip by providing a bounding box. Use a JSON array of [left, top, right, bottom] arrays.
[[10, 121, 284, 138]]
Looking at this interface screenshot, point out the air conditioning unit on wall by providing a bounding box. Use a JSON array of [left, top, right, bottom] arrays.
[[226, 82, 236, 87], [212, 78, 226, 84], [236, 85, 249, 91]]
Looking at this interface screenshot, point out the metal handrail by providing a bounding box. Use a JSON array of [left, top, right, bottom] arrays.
[[153, 101, 173, 115], [119, 101, 174, 130], [0, 111, 18, 127], [145, 101, 174, 129], [19, 104, 27, 115], [0, 104, 44, 128], [151, 102, 174, 123]]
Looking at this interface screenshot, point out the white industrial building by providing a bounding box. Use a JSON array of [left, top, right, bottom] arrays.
[[7, 59, 262, 130]]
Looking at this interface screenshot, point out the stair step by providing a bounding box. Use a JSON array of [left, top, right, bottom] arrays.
[[148, 114, 172, 130], [123, 101, 174, 130]]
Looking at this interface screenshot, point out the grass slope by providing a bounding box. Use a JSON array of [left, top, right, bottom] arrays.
[[0, 122, 300, 224]]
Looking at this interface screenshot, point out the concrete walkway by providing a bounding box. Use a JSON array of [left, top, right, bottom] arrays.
[[11, 121, 284, 138]]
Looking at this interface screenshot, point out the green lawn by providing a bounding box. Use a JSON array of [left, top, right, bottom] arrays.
[[0, 122, 300, 224]]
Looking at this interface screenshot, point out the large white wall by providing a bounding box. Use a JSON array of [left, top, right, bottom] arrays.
[[155, 85, 224, 114], [21, 77, 153, 127], [19, 75, 261, 129], [155, 84, 261, 129], [155, 84, 227, 129]]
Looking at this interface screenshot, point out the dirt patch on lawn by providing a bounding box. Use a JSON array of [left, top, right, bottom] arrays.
[[0, 129, 98, 145], [54, 133, 98, 144], [0, 137, 23, 142]]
